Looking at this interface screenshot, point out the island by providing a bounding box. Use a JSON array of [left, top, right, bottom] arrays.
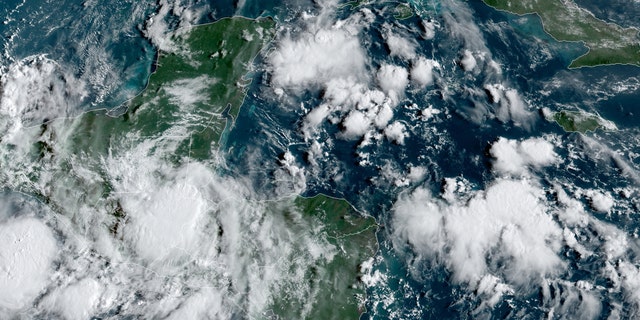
[[482, 0, 640, 68], [394, 4, 414, 20], [340, 0, 370, 9], [546, 109, 617, 133]]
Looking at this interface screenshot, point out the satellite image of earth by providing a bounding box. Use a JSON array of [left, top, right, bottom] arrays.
[[1, 0, 640, 318]]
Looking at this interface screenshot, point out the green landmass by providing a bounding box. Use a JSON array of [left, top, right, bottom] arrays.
[[482, 0, 640, 68], [551, 110, 615, 133], [106, 17, 275, 160], [30, 16, 278, 226], [270, 195, 378, 319], [8, 16, 379, 319], [340, 0, 370, 9], [394, 4, 414, 20]]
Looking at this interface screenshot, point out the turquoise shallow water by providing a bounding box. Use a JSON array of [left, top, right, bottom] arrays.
[[2, 0, 640, 318], [228, 1, 640, 318]]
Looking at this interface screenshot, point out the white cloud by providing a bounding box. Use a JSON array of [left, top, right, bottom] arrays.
[[384, 121, 408, 145], [578, 135, 640, 184], [124, 179, 208, 262], [484, 84, 535, 128], [442, 1, 489, 52], [0, 217, 57, 310], [163, 75, 217, 108], [88, 134, 335, 317], [411, 57, 440, 88], [275, 150, 307, 195], [42, 278, 103, 320], [553, 184, 590, 228], [503, 89, 532, 126], [302, 104, 331, 140], [407, 166, 427, 183], [459, 50, 477, 71], [377, 64, 408, 103], [269, 13, 368, 90], [383, 28, 417, 60], [268, 6, 420, 157], [488, 60, 502, 74], [617, 261, 640, 309], [316, 77, 396, 130], [393, 179, 564, 288], [373, 103, 394, 129], [360, 257, 387, 287], [586, 190, 614, 213], [541, 281, 602, 320], [484, 83, 504, 103], [306, 140, 325, 167], [142, 0, 176, 52], [323, 77, 385, 111], [341, 110, 371, 139], [475, 275, 513, 309], [0, 7, 376, 315], [105, 147, 211, 264], [421, 19, 437, 40], [0, 55, 87, 145], [441, 177, 469, 203], [163, 288, 226, 320], [394, 176, 640, 314], [375, 161, 412, 187], [489, 137, 558, 176], [142, 0, 207, 52]]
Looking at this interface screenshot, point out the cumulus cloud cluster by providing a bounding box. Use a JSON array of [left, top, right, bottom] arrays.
[[0, 217, 57, 311], [427, 0, 545, 131], [270, 27, 367, 90], [274, 150, 308, 195], [163, 75, 217, 109], [377, 64, 409, 102], [384, 121, 408, 145], [40, 279, 103, 320], [489, 137, 558, 176], [393, 179, 565, 290], [382, 25, 417, 60], [0, 56, 87, 143], [0, 124, 341, 319], [459, 49, 477, 71], [586, 190, 614, 213], [268, 4, 370, 91], [390, 174, 640, 317], [389, 129, 640, 317], [0, 49, 340, 319], [268, 5, 410, 175], [142, 0, 209, 52], [483, 84, 535, 128], [411, 57, 440, 88], [268, 3, 445, 179]]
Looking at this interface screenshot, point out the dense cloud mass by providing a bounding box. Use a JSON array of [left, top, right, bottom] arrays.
[[490, 137, 558, 176], [2, 0, 640, 318], [268, 3, 370, 90], [393, 179, 565, 290], [0, 217, 57, 310], [0, 56, 86, 140], [0, 47, 335, 319]]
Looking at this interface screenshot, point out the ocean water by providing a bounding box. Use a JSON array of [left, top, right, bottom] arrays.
[[1, 0, 640, 318], [228, 1, 640, 318]]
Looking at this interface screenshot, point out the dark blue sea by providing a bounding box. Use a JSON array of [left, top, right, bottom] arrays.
[[2, 0, 640, 318]]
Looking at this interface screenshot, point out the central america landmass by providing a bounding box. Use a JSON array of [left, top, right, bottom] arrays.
[[29, 16, 378, 319]]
